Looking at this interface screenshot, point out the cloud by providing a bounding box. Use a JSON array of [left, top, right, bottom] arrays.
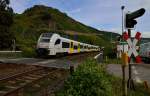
[[105, 27, 150, 38], [10, 0, 55, 13], [69, 8, 81, 14], [10, 0, 30, 13], [141, 32, 150, 38], [139, 0, 150, 10], [122, 0, 150, 11], [106, 27, 122, 35]]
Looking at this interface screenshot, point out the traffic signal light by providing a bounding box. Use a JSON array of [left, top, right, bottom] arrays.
[[125, 8, 145, 28]]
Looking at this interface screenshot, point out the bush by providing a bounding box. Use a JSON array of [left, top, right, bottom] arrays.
[[56, 59, 113, 96], [56, 59, 149, 96], [21, 47, 37, 57]]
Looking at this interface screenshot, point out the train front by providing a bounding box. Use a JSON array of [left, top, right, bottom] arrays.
[[36, 33, 53, 56]]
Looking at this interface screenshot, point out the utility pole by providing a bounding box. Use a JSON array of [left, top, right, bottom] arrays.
[[12, 39, 16, 51]]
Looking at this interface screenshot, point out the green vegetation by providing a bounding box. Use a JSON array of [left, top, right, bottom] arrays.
[[0, 52, 22, 58], [56, 58, 149, 96], [104, 57, 122, 64], [56, 59, 113, 96], [9, 5, 120, 57], [0, 0, 14, 50]]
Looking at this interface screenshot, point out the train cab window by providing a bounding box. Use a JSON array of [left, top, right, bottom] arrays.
[[40, 38, 50, 43], [42, 33, 53, 38], [62, 42, 69, 48], [86, 46, 88, 49], [55, 39, 61, 45], [74, 45, 78, 49]]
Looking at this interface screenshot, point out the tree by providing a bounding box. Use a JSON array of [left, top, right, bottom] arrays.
[[0, 0, 14, 49]]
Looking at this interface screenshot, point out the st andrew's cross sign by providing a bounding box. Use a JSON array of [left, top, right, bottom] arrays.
[[123, 32, 142, 63]]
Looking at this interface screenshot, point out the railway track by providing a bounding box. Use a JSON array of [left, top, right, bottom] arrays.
[[0, 66, 65, 96], [0, 64, 38, 80], [0, 52, 98, 95]]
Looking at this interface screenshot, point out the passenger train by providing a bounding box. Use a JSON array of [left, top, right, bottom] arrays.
[[36, 33, 100, 56], [139, 42, 150, 62]]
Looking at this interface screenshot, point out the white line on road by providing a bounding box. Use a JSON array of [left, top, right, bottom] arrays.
[[132, 66, 139, 75], [132, 65, 142, 83], [36, 59, 56, 64]]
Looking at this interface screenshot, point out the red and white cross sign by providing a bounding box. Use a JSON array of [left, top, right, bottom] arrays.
[[123, 32, 142, 63]]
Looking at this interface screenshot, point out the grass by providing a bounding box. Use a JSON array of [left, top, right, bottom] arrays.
[[56, 58, 149, 96], [103, 56, 122, 64], [0, 52, 23, 58]]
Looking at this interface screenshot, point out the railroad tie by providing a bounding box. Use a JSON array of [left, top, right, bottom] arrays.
[[6, 86, 18, 89], [24, 79, 32, 83], [7, 80, 16, 84], [0, 91, 7, 94], [28, 74, 43, 78], [23, 76, 38, 80]]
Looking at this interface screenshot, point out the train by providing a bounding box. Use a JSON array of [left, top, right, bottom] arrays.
[[139, 42, 150, 62], [36, 33, 100, 56]]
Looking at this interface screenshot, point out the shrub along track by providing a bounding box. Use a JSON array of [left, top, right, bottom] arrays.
[[0, 63, 69, 96]]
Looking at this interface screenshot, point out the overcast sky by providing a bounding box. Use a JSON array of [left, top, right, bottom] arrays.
[[10, 0, 150, 38]]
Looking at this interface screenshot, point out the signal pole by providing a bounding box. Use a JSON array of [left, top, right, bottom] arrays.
[[124, 8, 145, 90], [121, 6, 127, 96], [121, 6, 125, 35], [127, 29, 135, 90]]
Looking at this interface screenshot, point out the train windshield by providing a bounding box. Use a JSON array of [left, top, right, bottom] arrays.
[[41, 33, 53, 38], [40, 38, 50, 43]]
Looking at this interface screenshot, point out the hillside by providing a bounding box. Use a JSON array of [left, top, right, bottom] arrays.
[[11, 5, 120, 57]]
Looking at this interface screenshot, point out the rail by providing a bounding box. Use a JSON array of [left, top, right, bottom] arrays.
[[0, 67, 60, 96]]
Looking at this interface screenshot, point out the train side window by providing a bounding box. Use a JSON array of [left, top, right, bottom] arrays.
[[55, 39, 61, 45], [62, 42, 69, 48], [74, 45, 78, 49]]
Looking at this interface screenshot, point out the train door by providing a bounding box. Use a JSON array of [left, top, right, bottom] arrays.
[[78, 43, 80, 53], [54, 39, 61, 53], [69, 42, 74, 54]]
